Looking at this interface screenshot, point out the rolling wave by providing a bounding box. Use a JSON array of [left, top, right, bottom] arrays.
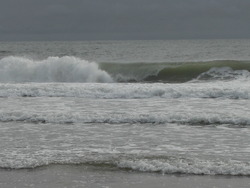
[[1, 56, 250, 83], [100, 60, 250, 82]]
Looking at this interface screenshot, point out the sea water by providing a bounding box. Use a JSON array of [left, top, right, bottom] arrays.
[[1, 40, 250, 176]]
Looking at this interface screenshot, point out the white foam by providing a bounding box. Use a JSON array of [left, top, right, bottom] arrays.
[[0, 108, 249, 125], [1, 154, 250, 176], [196, 67, 250, 81], [0, 82, 250, 99], [117, 158, 250, 175], [0, 56, 113, 83]]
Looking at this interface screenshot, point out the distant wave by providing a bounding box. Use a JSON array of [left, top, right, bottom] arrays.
[[1, 56, 250, 83]]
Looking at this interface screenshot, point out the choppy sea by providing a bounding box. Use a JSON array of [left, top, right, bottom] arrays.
[[1, 39, 250, 176]]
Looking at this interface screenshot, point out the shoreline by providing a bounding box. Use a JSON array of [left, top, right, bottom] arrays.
[[1, 165, 250, 188]]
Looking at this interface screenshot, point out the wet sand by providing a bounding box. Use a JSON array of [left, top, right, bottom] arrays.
[[1, 165, 250, 188]]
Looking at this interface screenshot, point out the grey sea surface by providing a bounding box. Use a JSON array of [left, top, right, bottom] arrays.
[[1, 40, 250, 187]]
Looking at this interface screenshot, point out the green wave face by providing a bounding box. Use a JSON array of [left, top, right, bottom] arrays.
[[99, 60, 250, 82]]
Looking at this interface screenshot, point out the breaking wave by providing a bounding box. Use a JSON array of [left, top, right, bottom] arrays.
[[0, 56, 113, 83], [1, 56, 250, 83]]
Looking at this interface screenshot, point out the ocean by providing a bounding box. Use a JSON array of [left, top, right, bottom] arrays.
[[1, 39, 250, 187]]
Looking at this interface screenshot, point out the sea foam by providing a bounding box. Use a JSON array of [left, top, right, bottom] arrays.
[[0, 56, 113, 83], [117, 157, 250, 175], [0, 108, 250, 125], [0, 82, 249, 99], [1, 154, 250, 176], [196, 67, 250, 81]]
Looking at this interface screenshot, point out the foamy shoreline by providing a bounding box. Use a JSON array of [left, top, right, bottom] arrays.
[[1, 165, 250, 188]]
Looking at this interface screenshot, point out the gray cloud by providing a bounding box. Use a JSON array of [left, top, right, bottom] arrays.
[[0, 0, 250, 40]]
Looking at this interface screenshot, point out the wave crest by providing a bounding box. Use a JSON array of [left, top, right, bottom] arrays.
[[0, 56, 113, 83], [196, 67, 250, 81]]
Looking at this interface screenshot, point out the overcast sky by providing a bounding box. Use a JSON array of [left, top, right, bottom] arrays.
[[1, 0, 250, 41]]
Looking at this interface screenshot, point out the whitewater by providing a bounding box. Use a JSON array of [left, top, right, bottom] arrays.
[[1, 40, 250, 181]]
